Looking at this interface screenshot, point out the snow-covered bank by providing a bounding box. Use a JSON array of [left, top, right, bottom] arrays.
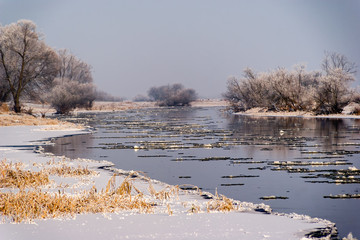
[[233, 107, 360, 119], [0, 126, 338, 240]]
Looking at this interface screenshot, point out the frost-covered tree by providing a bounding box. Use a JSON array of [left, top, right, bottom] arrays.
[[322, 51, 357, 75], [148, 83, 197, 106], [223, 76, 245, 111], [57, 49, 93, 84], [313, 52, 357, 114], [0, 20, 59, 112], [48, 50, 96, 114], [314, 68, 355, 114]]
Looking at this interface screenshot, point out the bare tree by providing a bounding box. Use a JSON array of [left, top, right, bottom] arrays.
[[313, 52, 357, 114], [322, 51, 357, 75], [57, 49, 93, 84], [313, 68, 355, 114], [223, 77, 244, 111], [0, 20, 59, 112]]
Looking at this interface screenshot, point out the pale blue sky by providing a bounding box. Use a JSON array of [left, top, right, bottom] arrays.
[[1, 0, 359, 98]]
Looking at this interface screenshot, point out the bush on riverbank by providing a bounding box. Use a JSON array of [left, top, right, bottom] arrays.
[[224, 52, 358, 115], [148, 84, 197, 106]]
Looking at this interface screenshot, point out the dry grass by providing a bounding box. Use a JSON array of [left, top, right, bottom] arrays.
[[0, 157, 239, 223], [0, 161, 152, 222], [45, 164, 96, 178], [0, 113, 71, 127], [148, 183, 179, 201], [206, 194, 237, 212], [0, 174, 153, 223], [0, 160, 50, 189], [0, 103, 9, 113], [188, 204, 201, 214]]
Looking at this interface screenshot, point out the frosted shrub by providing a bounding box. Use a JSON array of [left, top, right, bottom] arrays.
[[47, 50, 96, 114], [148, 84, 197, 106], [48, 78, 80, 114], [224, 68, 273, 111], [224, 66, 319, 112], [75, 81, 96, 109], [48, 78, 95, 114], [269, 66, 319, 111], [224, 52, 356, 114]]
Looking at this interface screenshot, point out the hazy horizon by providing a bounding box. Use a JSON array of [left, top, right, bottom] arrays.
[[1, 0, 359, 99]]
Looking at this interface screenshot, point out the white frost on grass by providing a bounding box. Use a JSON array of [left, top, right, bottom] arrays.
[[0, 125, 337, 240]]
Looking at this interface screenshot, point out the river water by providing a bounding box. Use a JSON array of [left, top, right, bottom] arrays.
[[44, 106, 360, 238]]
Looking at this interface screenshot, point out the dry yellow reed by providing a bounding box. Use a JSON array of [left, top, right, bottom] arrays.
[[0, 160, 50, 189], [45, 165, 95, 177], [0, 175, 153, 223], [188, 204, 201, 214], [206, 195, 236, 212], [148, 183, 179, 201]]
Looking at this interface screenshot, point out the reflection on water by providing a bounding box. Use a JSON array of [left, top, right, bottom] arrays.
[[48, 134, 95, 159], [44, 107, 360, 238]]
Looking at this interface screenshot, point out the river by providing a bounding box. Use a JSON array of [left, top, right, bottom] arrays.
[[44, 106, 360, 238]]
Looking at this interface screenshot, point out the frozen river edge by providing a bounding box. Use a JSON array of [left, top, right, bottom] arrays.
[[0, 125, 338, 240]]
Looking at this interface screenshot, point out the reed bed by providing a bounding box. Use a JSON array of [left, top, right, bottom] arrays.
[[45, 165, 96, 177], [206, 194, 237, 212], [0, 160, 50, 189], [0, 114, 61, 126], [1, 158, 240, 223], [0, 175, 153, 223], [148, 183, 179, 201]]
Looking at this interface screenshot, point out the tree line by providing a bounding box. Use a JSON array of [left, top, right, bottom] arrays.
[[1, 20, 357, 115], [0, 20, 97, 114], [0, 20, 198, 113], [224, 52, 359, 114]]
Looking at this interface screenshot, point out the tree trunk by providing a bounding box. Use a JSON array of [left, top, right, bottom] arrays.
[[13, 95, 21, 113]]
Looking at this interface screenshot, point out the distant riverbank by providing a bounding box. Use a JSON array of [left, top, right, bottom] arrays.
[[234, 106, 360, 119]]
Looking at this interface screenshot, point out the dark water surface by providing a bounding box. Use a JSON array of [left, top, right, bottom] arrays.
[[45, 107, 360, 238]]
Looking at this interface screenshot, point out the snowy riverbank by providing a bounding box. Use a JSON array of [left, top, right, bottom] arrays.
[[0, 125, 339, 240], [233, 107, 360, 119]]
